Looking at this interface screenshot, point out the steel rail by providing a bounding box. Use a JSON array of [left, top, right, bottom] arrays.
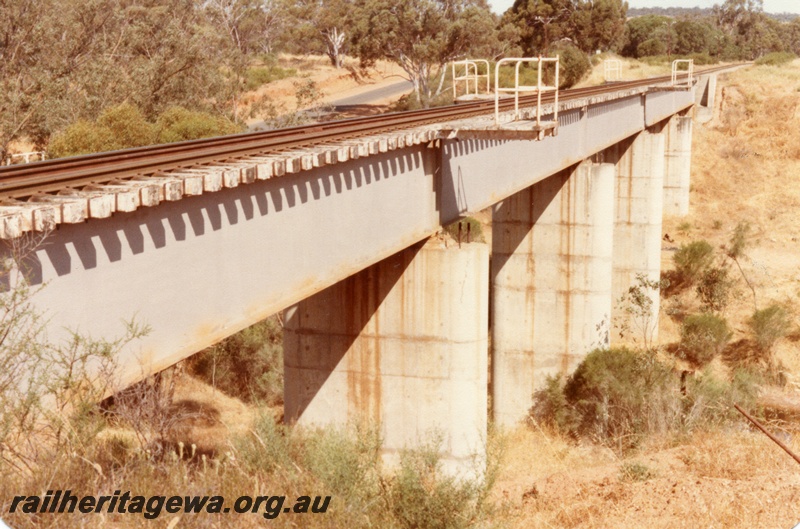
[[0, 64, 738, 200]]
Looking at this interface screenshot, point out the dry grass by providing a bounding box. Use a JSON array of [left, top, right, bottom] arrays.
[[662, 61, 800, 350], [576, 54, 674, 87], [497, 426, 800, 528]]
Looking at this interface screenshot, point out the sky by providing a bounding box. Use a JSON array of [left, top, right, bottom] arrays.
[[487, 0, 800, 16]]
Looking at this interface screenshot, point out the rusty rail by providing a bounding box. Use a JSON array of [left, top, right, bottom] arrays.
[[0, 64, 740, 200]]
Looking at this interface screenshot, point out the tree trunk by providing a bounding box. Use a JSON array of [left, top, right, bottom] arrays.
[[324, 27, 346, 69]]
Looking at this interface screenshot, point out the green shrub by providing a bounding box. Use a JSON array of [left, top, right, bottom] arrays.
[[531, 348, 759, 452], [50, 104, 241, 158], [49, 103, 159, 158], [303, 424, 382, 502], [619, 461, 656, 482], [245, 65, 296, 90], [725, 221, 751, 260], [682, 366, 759, 424], [616, 273, 668, 349], [530, 375, 571, 430], [444, 217, 485, 243], [749, 304, 791, 353], [686, 52, 717, 65], [562, 348, 678, 449], [637, 39, 667, 58], [96, 103, 156, 148], [495, 63, 539, 92], [696, 266, 733, 313], [549, 41, 591, 89], [679, 313, 732, 367], [393, 88, 453, 111], [755, 52, 796, 66], [48, 120, 121, 158], [187, 316, 284, 405], [236, 412, 293, 473], [155, 106, 241, 143], [673, 240, 715, 287], [389, 437, 489, 529]]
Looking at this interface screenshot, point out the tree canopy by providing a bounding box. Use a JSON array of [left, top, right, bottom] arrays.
[[3, 0, 800, 160], [351, 0, 505, 106], [502, 0, 628, 55]]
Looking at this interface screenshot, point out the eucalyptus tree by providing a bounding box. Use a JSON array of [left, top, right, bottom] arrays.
[[0, 0, 232, 157], [351, 0, 504, 106], [282, 0, 357, 68], [503, 0, 627, 56]]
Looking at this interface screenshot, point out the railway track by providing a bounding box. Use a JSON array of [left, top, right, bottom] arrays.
[[0, 64, 738, 201]]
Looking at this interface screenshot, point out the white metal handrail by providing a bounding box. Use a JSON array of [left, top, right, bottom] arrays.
[[451, 59, 490, 97], [604, 59, 621, 82], [5, 151, 46, 165], [494, 56, 559, 127], [671, 59, 694, 87]]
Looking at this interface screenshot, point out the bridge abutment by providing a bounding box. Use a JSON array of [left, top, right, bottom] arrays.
[[490, 161, 615, 427], [604, 126, 666, 346], [283, 238, 489, 475], [663, 112, 693, 217]]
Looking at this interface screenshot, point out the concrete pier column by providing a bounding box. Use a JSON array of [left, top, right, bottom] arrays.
[[703, 74, 717, 108], [491, 162, 615, 427], [663, 113, 693, 217], [284, 239, 489, 475], [697, 74, 717, 123], [604, 127, 665, 345]]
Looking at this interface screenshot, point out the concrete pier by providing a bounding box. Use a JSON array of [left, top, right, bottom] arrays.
[[491, 161, 615, 427], [283, 238, 489, 474], [603, 127, 666, 345], [663, 113, 693, 217], [697, 74, 717, 123]]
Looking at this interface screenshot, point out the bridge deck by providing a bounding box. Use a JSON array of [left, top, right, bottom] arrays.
[[1, 79, 698, 386]]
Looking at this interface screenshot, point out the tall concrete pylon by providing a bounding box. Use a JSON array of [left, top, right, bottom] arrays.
[[491, 161, 616, 427], [603, 126, 666, 346], [663, 112, 693, 217], [283, 238, 489, 476]]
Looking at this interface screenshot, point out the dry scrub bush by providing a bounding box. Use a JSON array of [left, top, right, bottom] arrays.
[[749, 304, 791, 354], [49, 103, 242, 158], [4, 407, 499, 529], [695, 265, 734, 313], [670, 240, 714, 291], [235, 415, 499, 529], [615, 273, 667, 349], [104, 368, 219, 461], [531, 348, 758, 454], [754, 52, 797, 66], [0, 234, 148, 474], [388, 436, 499, 529], [679, 313, 732, 368]]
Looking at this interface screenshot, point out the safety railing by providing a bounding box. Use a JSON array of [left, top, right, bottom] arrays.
[[451, 59, 490, 98], [671, 59, 694, 87], [604, 59, 621, 82], [5, 151, 46, 165], [494, 56, 559, 129]]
